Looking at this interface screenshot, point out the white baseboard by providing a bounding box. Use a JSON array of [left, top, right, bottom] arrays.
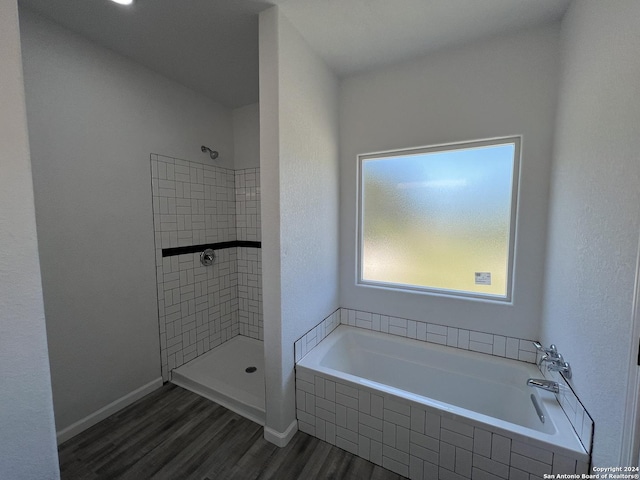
[[264, 419, 298, 447], [56, 377, 163, 444]]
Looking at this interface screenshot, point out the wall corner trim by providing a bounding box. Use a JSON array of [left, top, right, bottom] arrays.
[[56, 377, 163, 444], [263, 419, 298, 447]]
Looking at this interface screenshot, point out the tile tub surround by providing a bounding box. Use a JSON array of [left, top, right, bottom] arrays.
[[320, 308, 594, 453], [295, 368, 590, 479], [296, 328, 588, 478], [340, 308, 540, 364], [294, 310, 593, 478], [295, 308, 540, 367], [294, 309, 341, 363], [536, 351, 594, 455], [151, 154, 263, 380]]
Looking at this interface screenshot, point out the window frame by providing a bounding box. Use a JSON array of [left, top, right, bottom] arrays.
[[356, 135, 522, 303]]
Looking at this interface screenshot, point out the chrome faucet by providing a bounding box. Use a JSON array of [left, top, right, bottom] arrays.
[[527, 378, 560, 394], [533, 342, 559, 366], [532, 342, 572, 379]]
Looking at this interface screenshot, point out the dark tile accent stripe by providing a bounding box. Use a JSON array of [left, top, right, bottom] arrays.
[[162, 240, 261, 257]]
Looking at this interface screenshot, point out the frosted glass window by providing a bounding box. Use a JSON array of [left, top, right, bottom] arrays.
[[358, 137, 520, 301]]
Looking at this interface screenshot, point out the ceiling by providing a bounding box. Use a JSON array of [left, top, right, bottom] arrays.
[[272, 0, 571, 77], [18, 0, 571, 109]]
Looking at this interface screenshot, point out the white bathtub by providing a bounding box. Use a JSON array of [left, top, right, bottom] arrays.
[[296, 325, 588, 477]]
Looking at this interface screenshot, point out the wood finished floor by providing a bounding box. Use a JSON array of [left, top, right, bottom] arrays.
[[59, 383, 406, 480]]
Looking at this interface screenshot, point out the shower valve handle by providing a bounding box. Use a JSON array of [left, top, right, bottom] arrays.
[[200, 249, 215, 266]]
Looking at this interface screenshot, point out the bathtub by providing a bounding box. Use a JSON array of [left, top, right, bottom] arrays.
[[295, 325, 589, 479]]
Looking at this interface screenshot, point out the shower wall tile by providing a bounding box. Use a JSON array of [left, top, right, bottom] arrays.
[[151, 155, 236, 250], [158, 249, 238, 379], [151, 155, 263, 380], [235, 168, 263, 340], [237, 246, 263, 340], [235, 168, 261, 242]]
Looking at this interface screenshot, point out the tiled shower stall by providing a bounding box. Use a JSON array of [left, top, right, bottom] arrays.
[[150, 154, 262, 381]]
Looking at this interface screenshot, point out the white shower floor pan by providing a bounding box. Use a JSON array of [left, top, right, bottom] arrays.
[[171, 335, 265, 425]]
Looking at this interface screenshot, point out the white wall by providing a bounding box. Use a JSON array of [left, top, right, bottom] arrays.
[[19, 9, 234, 433], [541, 0, 640, 467], [339, 25, 560, 341], [260, 6, 340, 440], [259, 6, 284, 441], [0, 1, 59, 477], [233, 102, 260, 169]]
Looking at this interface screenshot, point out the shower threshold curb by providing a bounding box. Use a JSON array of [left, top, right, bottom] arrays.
[[171, 372, 265, 426]]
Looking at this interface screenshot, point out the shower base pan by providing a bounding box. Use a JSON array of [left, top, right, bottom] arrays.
[[171, 335, 265, 425]]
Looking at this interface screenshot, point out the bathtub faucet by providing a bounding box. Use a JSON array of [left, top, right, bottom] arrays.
[[532, 342, 559, 366], [532, 342, 572, 379], [527, 378, 559, 394]]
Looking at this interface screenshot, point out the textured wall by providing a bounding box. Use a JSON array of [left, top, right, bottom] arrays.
[[339, 25, 561, 341], [259, 6, 285, 440], [541, 0, 640, 467], [259, 6, 340, 439], [277, 6, 340, 421], [20, 9, 234, 432], [0, 0, 59, 476]]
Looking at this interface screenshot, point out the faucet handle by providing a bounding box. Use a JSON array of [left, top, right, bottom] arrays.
[[533, 342, 572, 379], [547, 360, 572, 379], [533, 342, 558, 356]]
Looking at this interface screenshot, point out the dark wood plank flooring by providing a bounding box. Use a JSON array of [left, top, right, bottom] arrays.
[[59, 383, 406, 480]]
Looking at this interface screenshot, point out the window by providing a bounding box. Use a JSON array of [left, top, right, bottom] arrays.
[[357, 136, 520, 301]]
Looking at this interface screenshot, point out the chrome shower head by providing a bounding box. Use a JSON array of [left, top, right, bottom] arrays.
[[201, 145, 219, 160]]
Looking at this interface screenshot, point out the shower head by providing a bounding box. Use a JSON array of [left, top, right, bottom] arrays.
[[201, 145, 219, 160]]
